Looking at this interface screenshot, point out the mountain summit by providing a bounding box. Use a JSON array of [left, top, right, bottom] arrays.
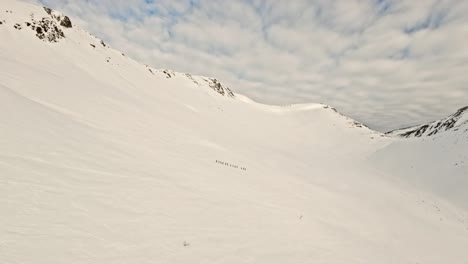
[[1, 1, 468, 263]]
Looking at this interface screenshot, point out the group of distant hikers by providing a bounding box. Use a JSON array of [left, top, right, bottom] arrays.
[[215, 160, 247, 171]]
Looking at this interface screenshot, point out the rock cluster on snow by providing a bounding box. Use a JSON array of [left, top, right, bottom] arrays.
[[42, 6, 72, 28], [14, 6, 73, 42], [27, 16, 65, 42], [206, 78, 235, 97], [162, 70, 173, 78]]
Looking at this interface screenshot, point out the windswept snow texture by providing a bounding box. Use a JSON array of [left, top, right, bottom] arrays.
[[1, 1, 468, 264]]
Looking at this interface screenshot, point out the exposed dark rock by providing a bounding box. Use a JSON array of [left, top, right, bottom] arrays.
[[185, 73, 199, 85], [323, 105, 338, 112], [90, 44, 96, 48], [43, 7, 52, 15], [207, 78, 235, 97], [352, 121, 363, 128], [59, 15, 72, 28], [43, 7, 72, 28], [101, 40, 106, 47], [225, 88, 235, 97], [211, 79, 224, 95], [28, 17, 65, 42], [14, 23, 22, 30], [399, 125, 429, 138], [163, 70, 172, 78], [387, 106, 468, 138], [0, 21, 3, 25]]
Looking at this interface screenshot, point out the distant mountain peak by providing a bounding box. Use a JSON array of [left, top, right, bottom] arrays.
[[386, 106, 468, 138]]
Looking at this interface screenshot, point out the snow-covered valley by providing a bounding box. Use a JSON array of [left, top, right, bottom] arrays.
[[1, 1, 467, 263]]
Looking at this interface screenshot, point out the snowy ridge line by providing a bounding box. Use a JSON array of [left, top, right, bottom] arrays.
[[386, 106, 468, 138], [1, 2, 237, 99], [0, 0, 385, 133]]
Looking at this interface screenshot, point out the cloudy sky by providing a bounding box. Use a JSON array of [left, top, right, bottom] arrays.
[[26, 0, 468, 131]]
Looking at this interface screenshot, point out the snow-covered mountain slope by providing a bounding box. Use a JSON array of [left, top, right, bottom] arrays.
[[377, 108, 468, 207], [372, 125, 468, 208], [386, 106, 468, 138], [377, 107, 468, 207], [1, 1, 468, 263]]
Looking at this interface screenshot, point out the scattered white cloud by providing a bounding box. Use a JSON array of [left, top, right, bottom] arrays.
[[25, 0, 468, 131]]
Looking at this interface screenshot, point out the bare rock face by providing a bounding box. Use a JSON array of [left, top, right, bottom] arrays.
[[386, 106, 468, 138], [43, 7, 52, 15], [162, 70, 172, 78], [59, 15, 72, 28], [43, 7, 72, 28], [207, 78, 235, 97], [27, 17, 65, 42], [19, 7, 72, 42]]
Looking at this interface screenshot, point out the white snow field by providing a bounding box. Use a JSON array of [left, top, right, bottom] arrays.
[[1, 1, 467, 263]]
